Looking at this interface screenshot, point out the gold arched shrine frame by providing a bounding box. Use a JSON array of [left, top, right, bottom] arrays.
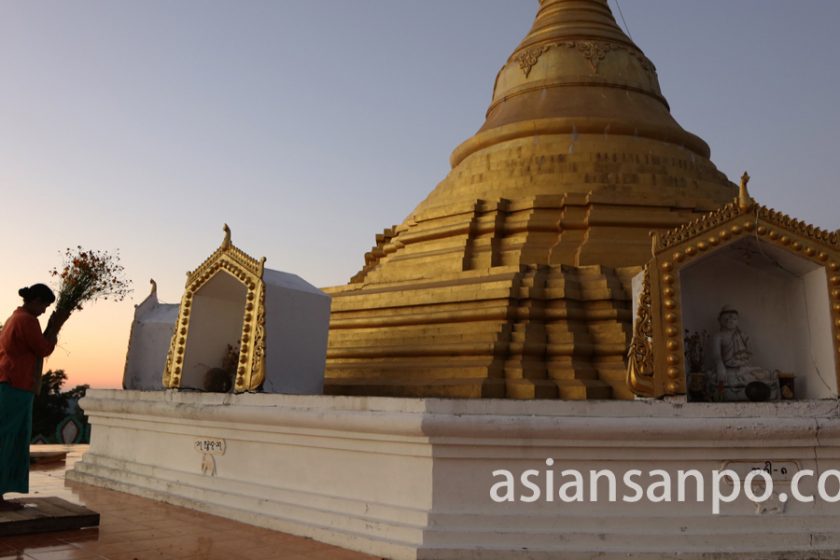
[[163, 225, 267, 393], [628, 190, 840, 399]]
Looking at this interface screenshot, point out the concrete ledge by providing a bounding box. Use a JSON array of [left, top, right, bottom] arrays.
[[68, 390, 840, 559]]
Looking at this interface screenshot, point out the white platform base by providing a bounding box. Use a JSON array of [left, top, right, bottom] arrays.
[[68, 390, 840, 559]]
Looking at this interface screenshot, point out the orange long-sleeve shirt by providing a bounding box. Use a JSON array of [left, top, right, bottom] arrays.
[[0, 307, 56, 391]]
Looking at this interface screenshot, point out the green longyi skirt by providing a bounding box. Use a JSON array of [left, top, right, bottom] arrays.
[[0, 382, 33, 494]]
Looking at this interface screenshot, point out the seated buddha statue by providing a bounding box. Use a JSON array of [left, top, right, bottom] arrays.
[[711, 306, 780, 402]]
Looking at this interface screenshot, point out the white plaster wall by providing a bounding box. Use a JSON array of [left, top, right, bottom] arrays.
[[182, 271, 246, 389], [122, 296, 179, 391], [123, 318, 177, 390], [796, 268, 836, 398], [262, 269, 330, 394]]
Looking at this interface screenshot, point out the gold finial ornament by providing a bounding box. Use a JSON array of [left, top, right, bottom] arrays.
[[738, 171, 754, 212], [222, 224, 232, 249]]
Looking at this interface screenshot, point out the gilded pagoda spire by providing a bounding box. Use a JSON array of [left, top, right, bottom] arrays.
[[451, 0, 709, 167], [407, 0, 734, 256], [324, 1, 741, 401]]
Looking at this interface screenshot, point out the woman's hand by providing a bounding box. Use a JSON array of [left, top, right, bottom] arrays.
[[44, 308, 71, 340], [53, 308, 71, 327]]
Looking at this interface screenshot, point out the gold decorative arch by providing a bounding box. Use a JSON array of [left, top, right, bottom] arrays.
[[628, 174, 840, 398], [163, 225, 267, 392]]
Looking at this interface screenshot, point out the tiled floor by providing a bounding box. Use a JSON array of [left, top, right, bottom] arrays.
[[3, 446, 379, 560]]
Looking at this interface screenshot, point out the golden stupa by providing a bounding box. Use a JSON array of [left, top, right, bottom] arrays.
[[324, 0, 736, 400]]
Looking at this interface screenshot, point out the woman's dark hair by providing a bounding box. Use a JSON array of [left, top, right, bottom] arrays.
[[19, 283, 56, 304]]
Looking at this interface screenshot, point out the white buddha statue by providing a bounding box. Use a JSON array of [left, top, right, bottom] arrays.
[[711, 306, 780, 401]]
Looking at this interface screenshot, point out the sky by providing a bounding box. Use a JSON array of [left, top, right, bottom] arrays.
[[1, 0, 838, 390]]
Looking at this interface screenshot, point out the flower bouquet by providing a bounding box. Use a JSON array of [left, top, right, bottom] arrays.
[[35, 247, 132, 392], [50, 246, 133, 313]]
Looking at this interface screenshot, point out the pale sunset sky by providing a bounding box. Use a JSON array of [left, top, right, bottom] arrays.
[[1, 1, 837, 389]]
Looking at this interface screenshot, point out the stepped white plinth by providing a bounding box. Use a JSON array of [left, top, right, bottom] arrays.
[[68, 390, 840, 559]]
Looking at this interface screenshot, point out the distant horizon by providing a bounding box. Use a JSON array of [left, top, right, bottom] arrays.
[[2, 0, 837, 390]]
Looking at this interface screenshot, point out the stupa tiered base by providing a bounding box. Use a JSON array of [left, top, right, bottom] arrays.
[[326, 263, 642, 400]]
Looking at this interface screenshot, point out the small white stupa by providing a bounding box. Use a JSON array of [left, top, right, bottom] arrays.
[[122, 280, 178, 391]]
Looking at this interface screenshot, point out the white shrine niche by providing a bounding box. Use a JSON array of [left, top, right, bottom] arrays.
[[680, 236, 836, 399], [180, 271, 247, 390], [627, 187, 840, 400], [123, 280, 179, 390], [162, 225, 330, 394]]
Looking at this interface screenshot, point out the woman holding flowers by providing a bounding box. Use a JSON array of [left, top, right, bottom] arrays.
[[0, 283, 69, 511]]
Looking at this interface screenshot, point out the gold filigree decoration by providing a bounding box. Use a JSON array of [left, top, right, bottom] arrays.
[[162, 340, 175, 387], [572, 40, 616, 72], [627, 266, 655, 395], [657, 201, 742, 250], [757, 207, 840, 248], [629, 49, 657, 77], [249, 288, 266, 391], [233, 260, 265, 392], [513, 41, 656, 77], [515, 46, 550, 77], [658, 195, 840, 252]]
